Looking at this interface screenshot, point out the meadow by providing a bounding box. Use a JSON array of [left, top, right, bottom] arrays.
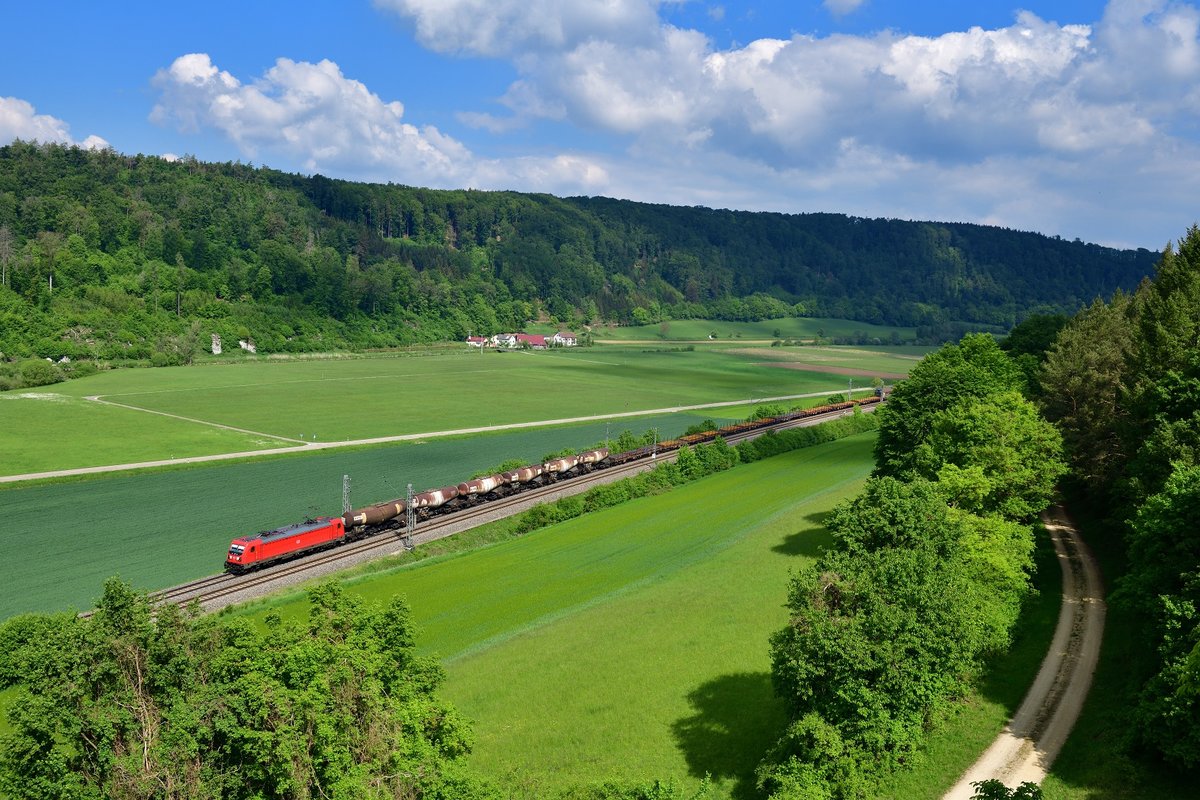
[[4, 344, 916, 476], [0, 391, 298, 476], [0, 409, 736, 619], [583, 316, 917, 342], [726, 344, 927, 378]]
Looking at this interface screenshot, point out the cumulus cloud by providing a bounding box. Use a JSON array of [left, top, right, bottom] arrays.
[[151, 53, 474, 184], [375, 0, 1200, 166], [0, 97, 109, 150], [498, 10, 1136, 167], [149, 52, 611, 195]]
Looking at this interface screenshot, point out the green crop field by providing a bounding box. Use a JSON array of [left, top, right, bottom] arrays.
[[727, 345, 928, 377], [4, 346, 912, 475], [0, 409, 737, 619], [0, 391, 297, 476], [586, 316, 917, 342]]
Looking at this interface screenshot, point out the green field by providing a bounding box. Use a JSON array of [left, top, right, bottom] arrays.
[[729, 345, 927, 377], [0, 391, 297, 475], [63, 349, 864, 441], [3, 346, 914, 476], [0, 410, 738, 619], [5, 428, 1164, 797], [586, 316, 917, 342]]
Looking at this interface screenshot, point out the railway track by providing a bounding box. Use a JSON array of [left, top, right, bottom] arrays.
[[146, 404, 876, 613]]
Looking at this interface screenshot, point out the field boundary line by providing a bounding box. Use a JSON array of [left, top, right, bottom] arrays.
[[3, 390, 860, 484], [85, 395, 305, 443]]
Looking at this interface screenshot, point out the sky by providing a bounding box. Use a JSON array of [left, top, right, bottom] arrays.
[[2, 0, 1198, 250]]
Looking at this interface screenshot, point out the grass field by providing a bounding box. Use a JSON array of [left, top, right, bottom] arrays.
[[583, 317, 917, 342], [0, 409, 739, 619], [5, 426, 1177, 797], [728, 345, 927, 378], [61, 349, 870, 441], [0, 391, 297, 475], [3, 346, 914, 476]]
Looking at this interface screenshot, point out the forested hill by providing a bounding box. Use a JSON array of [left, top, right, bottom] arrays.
[[0, 140, 1157, 364]]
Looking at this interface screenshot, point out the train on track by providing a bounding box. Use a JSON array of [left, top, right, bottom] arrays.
[[224, 394, 883, 573]]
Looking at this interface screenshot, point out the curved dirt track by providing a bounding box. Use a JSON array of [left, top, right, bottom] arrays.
[[942, 505, 1105, 798]]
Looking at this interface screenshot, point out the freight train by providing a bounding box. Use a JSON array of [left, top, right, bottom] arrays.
[[224, 395, 882, 573]]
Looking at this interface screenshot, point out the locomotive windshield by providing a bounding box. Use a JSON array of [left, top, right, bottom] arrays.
[[228, 544, 245, 556]]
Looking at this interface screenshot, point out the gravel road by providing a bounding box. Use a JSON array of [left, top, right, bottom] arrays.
[[942, 504, 1105, 798]]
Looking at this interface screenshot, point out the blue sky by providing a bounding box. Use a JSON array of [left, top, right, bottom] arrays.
[[2, 0, 1196, 249]]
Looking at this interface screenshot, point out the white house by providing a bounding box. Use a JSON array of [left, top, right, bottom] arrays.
[[551, 332, 577, 346]]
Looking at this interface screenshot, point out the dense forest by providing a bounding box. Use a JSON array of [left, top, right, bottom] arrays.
[[0, 140, 1156, 376]]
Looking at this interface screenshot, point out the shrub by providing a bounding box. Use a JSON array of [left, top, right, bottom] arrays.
[[18, 359, 64, 387]]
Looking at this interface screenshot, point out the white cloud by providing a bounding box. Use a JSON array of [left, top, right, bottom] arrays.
[[432, 0, 1198, 185], [149, 53, 611, 196], [0, 97, 109, 150], [151, 53, 469, 183]]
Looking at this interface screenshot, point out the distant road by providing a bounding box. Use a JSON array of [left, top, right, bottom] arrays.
[[1, 390, 857, 484], [942, 505, 1105, 797]]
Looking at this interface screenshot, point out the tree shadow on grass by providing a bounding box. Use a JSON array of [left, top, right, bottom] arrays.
[[772, 511, 835, 557], [671, 672, 789, 800]]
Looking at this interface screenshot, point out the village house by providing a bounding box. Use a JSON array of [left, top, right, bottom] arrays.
[[468, 332, 577, 349], [551, 331, 577, 346]]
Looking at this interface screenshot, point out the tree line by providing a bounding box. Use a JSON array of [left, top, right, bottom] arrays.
[[0, 140, 1156, 371]]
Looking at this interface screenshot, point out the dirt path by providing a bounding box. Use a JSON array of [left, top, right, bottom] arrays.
[[942, 505, 1105, 798], [1, 389, 857, 484]]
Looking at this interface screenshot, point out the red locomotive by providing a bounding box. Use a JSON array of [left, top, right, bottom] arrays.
[[225, 516, 346, 573]]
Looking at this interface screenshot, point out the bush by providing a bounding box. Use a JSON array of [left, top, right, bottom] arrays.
[[18, 359, 64, 387], [65, 360, 99, 379]]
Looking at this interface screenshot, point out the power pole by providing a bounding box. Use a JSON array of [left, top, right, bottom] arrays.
[[342, 474, 351, 515]]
